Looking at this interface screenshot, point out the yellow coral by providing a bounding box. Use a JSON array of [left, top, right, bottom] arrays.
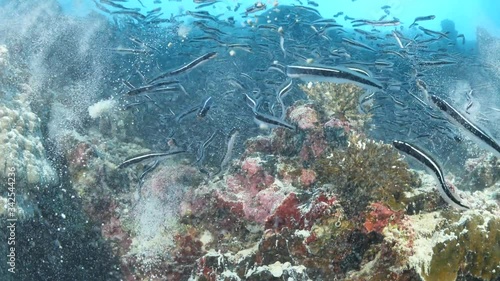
[[314, 132, 417, 214], [423, 212, 500, 281]]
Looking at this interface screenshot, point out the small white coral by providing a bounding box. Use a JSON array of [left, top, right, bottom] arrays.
[[88, 98, 117, 119]]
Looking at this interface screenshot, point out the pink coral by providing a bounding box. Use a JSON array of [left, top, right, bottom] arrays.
[[219, 171, 281, 224], [241, 157, 262, 176], [289, 105, 319, 130], [300, 168, 317, 187], [211, 154, 286, 224], [324, 117, 351, 132]]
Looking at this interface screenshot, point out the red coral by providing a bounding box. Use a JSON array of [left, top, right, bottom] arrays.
[[217, 173, 282, 224], [265, 193, 302, 230], [196, 256, 217, 281], [304, 193, 337, 229], [174, 234, 204, 265], [215, 194, 245, 218], [241, 157, 262, 176], [364, 203, 403, 233], [245, 136, 274, 154]]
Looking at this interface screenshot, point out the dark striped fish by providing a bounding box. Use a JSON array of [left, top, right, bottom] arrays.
[[139, 160, 159, 181], [409, 15, 436, 28], [122, 80, 135, 89], [111, 10, 146, 20], [106, 48, 148, 55], [312, 18, 337, 24], [430, 95, 500, 157], [351, 19, 400, 27], [392, 30, 405, 48], [195, 131, 217, 166], [417, 59, 457, 67], [186, 10, 219, 21], [125, 80, 180, 96], [149, 52, 217, 83], [245, 93, 296, 131], [92, 0, 111, 13], [418, 26, 448, 38], [244, 2, 266, 15], [457, 34, 465, 44], [197, 96, 213, 118], [176, 105, 201, 123], [195, 0, 220, 9], [118, 150, 186, 168], [100, 0, 138, 10], [341, 37, 376, 52], [254, 111, 296, 131], [276, 79, 293, 119], [392, 140, 469, 210], [293, 5, 321, 16], [286, 64, 384, 92]]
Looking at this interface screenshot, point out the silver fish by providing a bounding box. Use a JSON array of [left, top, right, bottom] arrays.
[[286, 64, 384, 92], [118, 150, 186, 168]]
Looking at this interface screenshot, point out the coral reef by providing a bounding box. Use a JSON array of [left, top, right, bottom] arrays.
[[45, 70, 498, 281], [0, 45, 58, 199], [0, 101, 58, 186], [289, 103, 320, 130], [183, 98, 499, 281]]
